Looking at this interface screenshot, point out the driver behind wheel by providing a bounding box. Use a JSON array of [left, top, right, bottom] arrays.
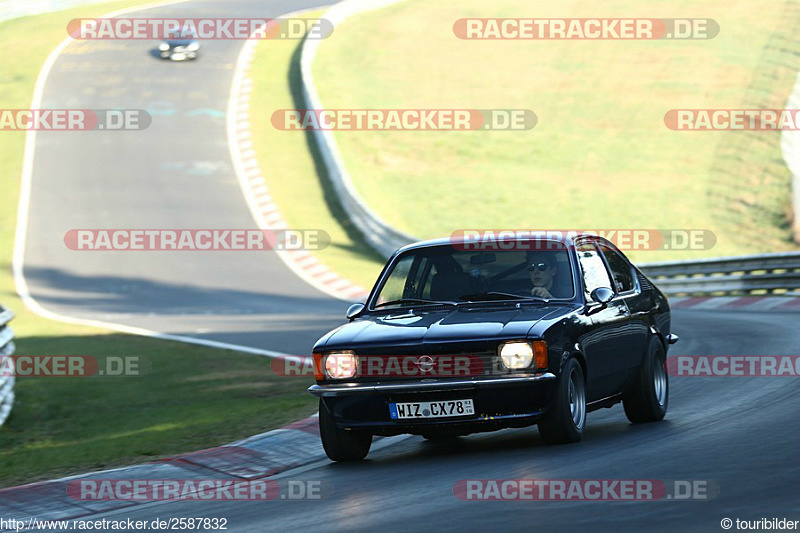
[[527, 250, 570, 299]]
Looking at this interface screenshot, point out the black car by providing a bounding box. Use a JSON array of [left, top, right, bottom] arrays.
[[309, 234, 678, 461]]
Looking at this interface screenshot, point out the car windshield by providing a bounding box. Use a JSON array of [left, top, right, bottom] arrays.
[[371, 242, 575, 309]]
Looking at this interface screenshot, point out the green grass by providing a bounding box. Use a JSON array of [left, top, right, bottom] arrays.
[[311, 0, 800, 262], [0, 335, 316, 487], [0, 2, 316, 488], [248, 12, 385, 290]]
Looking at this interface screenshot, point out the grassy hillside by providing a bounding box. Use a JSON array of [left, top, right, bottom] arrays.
[[312, 0, 799, 262]]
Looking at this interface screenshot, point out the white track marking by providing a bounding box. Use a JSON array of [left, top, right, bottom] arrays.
[[226, 5, 370, 304], [11, 0, 293, 358]]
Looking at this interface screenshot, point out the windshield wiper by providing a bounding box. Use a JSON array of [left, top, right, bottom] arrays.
[[459, 292, 549, 302], [374, 298, 458, 309]]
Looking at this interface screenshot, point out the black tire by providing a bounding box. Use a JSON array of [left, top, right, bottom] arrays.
[[623, 336, 668, 423], [538, 357, 586, 444], [319, 400, 372, 462]]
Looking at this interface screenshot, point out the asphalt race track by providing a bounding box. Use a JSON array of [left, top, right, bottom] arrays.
[[21, 0, 346, 354], [66, 309, 800, 531], [17, 0, 800, 531]]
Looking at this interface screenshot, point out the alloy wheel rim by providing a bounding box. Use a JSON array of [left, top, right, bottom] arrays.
[[568, 368, 585, 429], [654, 354, 667, 406]]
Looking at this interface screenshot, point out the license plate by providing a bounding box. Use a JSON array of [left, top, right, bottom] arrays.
[[389, 399, 474, 420]]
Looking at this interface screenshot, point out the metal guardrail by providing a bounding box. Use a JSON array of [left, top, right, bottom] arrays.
[[640, 252, 800, 296], [300, 0, 414, 259], [0, 305, 16, 427]]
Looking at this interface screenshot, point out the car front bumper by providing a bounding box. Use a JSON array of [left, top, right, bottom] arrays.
[[309, 373, 557, 436], [160, 49, 198, 60]]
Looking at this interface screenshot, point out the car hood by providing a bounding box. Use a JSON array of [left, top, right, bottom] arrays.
[[314, 304, 578, 352]]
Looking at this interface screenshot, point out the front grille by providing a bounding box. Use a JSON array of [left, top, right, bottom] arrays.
[[345, 347, 519, 383]]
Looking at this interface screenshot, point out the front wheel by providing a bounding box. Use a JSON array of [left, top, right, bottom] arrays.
[[319, 400, 372, 461], [623, 336, 668, 423], [538, 357, 586, 444]]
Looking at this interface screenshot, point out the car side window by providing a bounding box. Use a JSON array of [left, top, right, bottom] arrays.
[[576, 241, 613, 299], [598, 244, 635, 293]]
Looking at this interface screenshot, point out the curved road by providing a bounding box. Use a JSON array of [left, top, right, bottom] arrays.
[[22, 0, 346, 354], [86, 309, 800, 530]]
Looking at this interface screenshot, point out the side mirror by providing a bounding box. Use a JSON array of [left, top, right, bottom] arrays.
[[346, 302, 365, 321], [590, 287, 615, 305]]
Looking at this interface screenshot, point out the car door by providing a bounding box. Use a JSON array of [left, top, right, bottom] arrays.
[[597, 240, 650, 375], [575, 239, 632, 401]]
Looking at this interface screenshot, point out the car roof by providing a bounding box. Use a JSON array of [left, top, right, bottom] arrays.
[[396, 232, 615, 255]]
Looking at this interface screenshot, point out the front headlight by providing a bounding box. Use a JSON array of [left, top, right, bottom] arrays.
[[323, 351, 358, 379], [498, 341, 534, 369], [159, 43, 169, 51], [498, 340, 548, 370]]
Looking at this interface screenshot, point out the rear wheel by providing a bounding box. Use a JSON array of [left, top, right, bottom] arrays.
[[623, 337, 668, 423], [538, 357, 586, 444], [319, 400, 372, 461]]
